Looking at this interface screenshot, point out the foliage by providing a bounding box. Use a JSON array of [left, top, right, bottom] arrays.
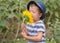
[[0, 0, 27, 43], [42, 0, 60, 43], [0, 0, 60, 43]]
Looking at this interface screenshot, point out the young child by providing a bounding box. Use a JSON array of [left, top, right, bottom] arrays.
[[21, 1, 46, 43]]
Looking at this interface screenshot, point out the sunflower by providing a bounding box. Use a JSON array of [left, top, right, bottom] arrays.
[[23, 10, 34, 24]]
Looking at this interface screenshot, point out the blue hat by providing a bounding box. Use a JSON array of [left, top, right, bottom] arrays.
[[27, 1, 46, 20]]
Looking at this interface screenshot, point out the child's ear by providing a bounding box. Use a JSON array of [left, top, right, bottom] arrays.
[[39, 13, 42, 17]]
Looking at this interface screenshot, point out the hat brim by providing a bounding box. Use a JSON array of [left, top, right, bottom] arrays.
[[27, 1, 42, 12]]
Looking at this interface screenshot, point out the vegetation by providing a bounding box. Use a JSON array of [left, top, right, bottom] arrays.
[[0, 0, 60, 43]]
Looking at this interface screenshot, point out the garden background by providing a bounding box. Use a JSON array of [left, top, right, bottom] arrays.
[[0, 0, 60, 43]]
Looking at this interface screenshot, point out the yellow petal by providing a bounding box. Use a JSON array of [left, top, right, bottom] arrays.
[[22, 10, 34, 24]]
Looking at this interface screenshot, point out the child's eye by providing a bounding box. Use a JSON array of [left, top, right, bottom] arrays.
[[29, 10, 35, 14]]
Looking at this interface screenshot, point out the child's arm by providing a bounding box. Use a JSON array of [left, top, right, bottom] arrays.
[[25, 32, 43, 41], [21, 23, 45, 41], [21, 31, 43, 41]]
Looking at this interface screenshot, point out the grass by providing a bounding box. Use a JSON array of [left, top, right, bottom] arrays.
[[0, 38, 27, 43], [15, 38, 27, 43], [0, 38, 56, 43]]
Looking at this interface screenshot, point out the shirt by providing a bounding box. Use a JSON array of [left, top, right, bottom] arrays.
[[26, 20, 46, 43]]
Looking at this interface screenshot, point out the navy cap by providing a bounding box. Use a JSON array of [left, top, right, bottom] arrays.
[[27, 1, 46, 20]]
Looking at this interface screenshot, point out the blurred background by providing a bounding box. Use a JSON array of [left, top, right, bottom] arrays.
[[0, 0, 60, 43]]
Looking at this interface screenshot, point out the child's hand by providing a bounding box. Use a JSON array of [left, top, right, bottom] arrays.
[[21, 23, 26, 32], [21, 23, 28, 34], [21, 23, 26, 29], [21, 31, 27, 38]]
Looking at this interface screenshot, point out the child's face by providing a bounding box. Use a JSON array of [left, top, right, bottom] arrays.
[[29, 4, 42, 22]]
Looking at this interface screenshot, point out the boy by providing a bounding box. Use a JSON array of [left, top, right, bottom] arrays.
[[21, 1, 46, 43]]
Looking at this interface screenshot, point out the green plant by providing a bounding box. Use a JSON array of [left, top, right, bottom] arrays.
[[42, 0, 60, 43], [0, 0, 27, 43], [0, 0, 60, 43]]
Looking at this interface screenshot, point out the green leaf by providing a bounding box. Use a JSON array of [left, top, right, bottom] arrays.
[[23, 15, 29, 24], [0, 19, 7, 27], [8, 14, 15, 18], [55, 12, 59, 17], [0, 27, 3, 32]]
